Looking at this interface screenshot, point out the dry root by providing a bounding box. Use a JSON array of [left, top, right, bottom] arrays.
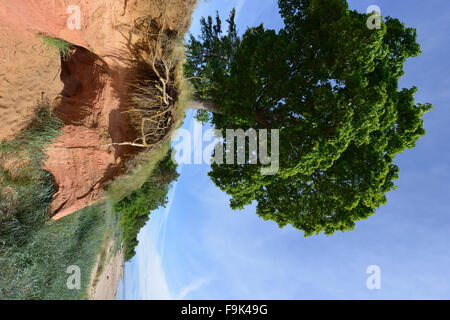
[[110, 2, 178, 149]]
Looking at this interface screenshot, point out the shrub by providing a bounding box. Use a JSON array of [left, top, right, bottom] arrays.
[[114, 149, 179, 261]]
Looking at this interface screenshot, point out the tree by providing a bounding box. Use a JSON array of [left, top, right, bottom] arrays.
[[185, 0, 432, 235], [115, 150, 179, 260]]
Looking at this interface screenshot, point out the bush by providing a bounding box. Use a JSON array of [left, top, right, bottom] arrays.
[[115, 149, 179, 261]]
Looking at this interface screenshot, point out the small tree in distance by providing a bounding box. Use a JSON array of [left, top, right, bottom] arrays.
[[185, 0, 432, 236]]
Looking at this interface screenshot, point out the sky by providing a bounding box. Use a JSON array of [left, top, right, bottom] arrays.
[[116, 0, 450, 299]]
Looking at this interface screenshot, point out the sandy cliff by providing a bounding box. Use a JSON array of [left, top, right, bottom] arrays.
[[0, 0, 194, 219]]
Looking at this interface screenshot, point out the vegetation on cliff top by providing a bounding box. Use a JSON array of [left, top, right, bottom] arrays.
[[114, 149, 179, 261]]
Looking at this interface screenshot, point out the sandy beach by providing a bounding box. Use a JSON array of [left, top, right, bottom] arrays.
[[87, 240, 124, 300]]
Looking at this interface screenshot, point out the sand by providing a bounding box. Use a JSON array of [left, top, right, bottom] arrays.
[[87, 240, 124, 300]]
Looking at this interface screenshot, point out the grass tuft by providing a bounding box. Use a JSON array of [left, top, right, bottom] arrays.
[[38, 34, 73, 61]]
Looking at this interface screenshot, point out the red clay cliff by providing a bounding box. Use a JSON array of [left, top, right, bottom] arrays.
[[0, 0, 194, 219]]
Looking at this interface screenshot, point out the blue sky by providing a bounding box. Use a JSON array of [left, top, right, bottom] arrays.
[[116, 0, 450, 299]]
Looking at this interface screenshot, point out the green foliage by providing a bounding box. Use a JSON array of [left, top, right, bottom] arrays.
[[0, 101, 63, 248], [185, 9, 240, 104], [0, 205, 108, 300], [115, 150, 179, 261], [194, 109, 212, 124], [186, 0, 432, 235], [38, 34, 73, 61], [0, 101, 63, 163]]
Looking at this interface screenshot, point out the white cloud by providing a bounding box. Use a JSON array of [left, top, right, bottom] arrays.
[[136, 243, 172, 299], [175, 277, 211, 300], [135, 234, 209, 299]]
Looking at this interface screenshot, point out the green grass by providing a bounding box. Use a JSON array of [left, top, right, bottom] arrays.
[[0, 101, 63, 248], [106, 141, 172, 204], [0, 101, 63, 162], [0, 100, 118, 300], [0, 205, 110, 300], [38, 34, 73, 61]]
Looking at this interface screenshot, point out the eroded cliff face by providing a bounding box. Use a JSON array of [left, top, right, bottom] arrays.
[[0, 24, 63, 141], [0, 0, 195, 219]]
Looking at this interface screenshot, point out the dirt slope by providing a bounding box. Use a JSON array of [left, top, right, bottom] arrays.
[[0, 25, 63, 141], [0, 0, 195, 219]]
